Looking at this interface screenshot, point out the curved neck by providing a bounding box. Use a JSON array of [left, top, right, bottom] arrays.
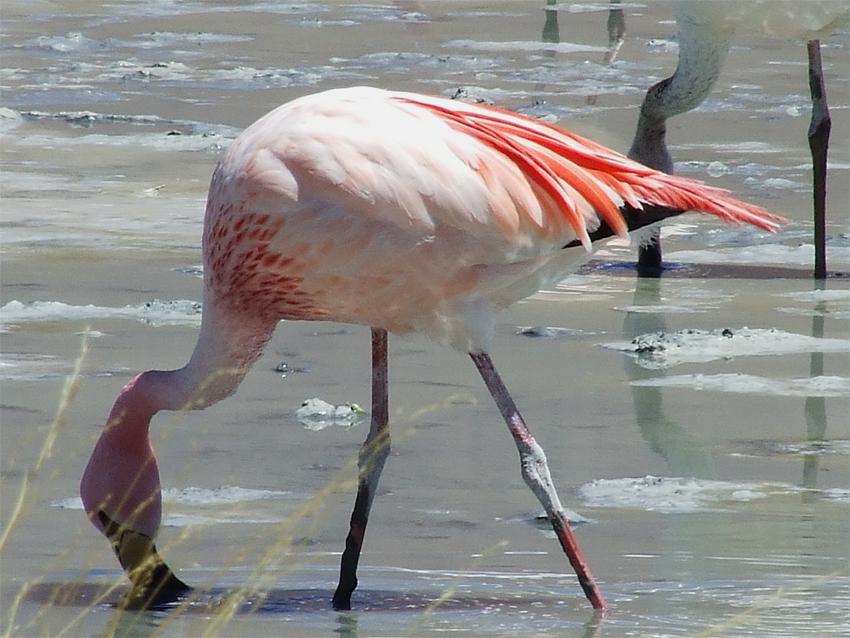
[[102, 299, 277, 444], [82, 298, 277, 549], [629, 11, 734, 171]]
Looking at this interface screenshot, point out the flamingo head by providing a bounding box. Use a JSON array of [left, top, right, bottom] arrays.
[[80, 373, 190, 606]]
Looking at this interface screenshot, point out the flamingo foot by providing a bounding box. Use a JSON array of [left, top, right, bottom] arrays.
[[637, 233, 663, 278], [121, 561, 191, 610]]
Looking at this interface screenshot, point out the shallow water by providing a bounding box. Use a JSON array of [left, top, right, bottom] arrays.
[[1, 1, 849, 637]]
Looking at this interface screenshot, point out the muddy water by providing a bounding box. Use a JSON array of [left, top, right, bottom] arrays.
[[1, 1, 849, 637]]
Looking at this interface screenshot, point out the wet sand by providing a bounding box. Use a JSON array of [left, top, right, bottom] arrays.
[[2, 1, 849, 637]]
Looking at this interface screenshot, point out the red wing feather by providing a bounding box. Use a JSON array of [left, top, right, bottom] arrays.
[[394, 94, 786, 246]]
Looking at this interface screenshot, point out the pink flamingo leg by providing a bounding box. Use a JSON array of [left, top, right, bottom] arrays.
[[333, 328, 390, 610], [470, 352, 607, 611]]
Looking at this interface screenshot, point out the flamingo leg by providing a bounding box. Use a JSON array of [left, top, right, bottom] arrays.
[[332, 328, 390, 610], [470, 352, 607, 611], [636, 236, 663, 278]]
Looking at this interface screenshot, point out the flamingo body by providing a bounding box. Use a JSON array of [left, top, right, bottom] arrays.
[[81, 85, 784, 610], [202, 87, 780, 350]]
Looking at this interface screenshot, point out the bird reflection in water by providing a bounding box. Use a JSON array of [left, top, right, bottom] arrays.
[[621, 278, 716, 479], [802, 282, 829, 501], [586, 0, 627, 106], [540, 0, 626, 104]]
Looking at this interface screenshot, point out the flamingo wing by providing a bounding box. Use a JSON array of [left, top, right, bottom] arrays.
[[225, 88, 571, 255], [393, 92, 786, 244], [227, 87, 783, 261]]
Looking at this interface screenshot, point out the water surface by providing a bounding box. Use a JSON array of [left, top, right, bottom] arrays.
[[1, 1, 848, 637]]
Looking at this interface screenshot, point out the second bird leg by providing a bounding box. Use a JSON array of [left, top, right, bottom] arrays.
[[333, 328, 391, 610], [470, 352, 607, 611], [807, 39, 830, 280]]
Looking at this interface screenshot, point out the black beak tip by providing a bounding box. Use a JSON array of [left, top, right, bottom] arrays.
[[122, 568, 193, 610], [96, 510, 193, 609]]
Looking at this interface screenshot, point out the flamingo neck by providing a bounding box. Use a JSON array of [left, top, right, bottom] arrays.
[[101, 299, 277, 446], [82, 298, 276, 545], [628, 10, 735, 172]]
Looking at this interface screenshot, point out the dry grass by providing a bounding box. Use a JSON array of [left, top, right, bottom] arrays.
[[0, 336, 489, 636], [2, 334, 89, 638]]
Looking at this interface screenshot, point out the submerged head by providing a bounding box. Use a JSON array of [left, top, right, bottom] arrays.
[[80, 372, 190, 606]]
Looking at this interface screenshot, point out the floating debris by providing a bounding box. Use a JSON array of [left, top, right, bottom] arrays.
[[578, 475, 801, 513], [449, 86, 495, 104], [516, 325, 589, 339], [532, 509, 593, 526], [0, 298, 203, 328], [273, 361, 309, 377], [295, 398, 366, 431], [604, 327, 850, 369]]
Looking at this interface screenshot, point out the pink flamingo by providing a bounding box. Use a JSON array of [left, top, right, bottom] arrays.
[[80, 86, 784, 612]]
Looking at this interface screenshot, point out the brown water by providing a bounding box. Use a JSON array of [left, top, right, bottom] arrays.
[[1, 2, 849, 637]]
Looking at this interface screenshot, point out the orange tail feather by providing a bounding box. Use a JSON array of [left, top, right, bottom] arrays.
[[395, 94, 787, 244]]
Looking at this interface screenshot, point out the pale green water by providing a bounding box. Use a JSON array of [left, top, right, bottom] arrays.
[[1, 2, 849, 637]]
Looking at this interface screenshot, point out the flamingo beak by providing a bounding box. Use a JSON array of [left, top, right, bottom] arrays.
[[97, 510, 191, 607]]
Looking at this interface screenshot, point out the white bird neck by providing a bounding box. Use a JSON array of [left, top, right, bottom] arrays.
[[629, 10, 735, 171]]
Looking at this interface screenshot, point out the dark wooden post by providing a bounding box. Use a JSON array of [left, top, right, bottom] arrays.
[[806, 40, 831, 280]]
